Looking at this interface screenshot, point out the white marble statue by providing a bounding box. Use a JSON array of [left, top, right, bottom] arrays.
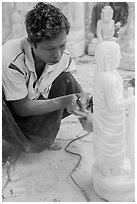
[[88, 6, 120, 56], [53, 2, 85, 58], [6, 10, 26, 41], [92, 41, 135, 201], [2, 2, 13, 43], [2, 2, 36, 43]]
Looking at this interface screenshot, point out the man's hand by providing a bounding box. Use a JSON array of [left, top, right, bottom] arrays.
[[67, 92, 92, 116], [76, 92, 93, 111], [67, 94, 88, 118], [67, 92, 93, 132]]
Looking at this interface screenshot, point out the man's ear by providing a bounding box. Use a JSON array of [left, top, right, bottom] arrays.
[[104, 54, 112, 71]]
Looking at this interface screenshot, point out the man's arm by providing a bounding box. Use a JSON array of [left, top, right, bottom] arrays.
[[10, 92, 92, 117], [10, 95, 76, 117], [10, 91, 92, 118]]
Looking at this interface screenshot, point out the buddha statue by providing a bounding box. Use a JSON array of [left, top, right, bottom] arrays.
[[2, 2, 36, 43], [87, 2, 129, 56], [96, 6, 118, 42], [92, 41, 135, 201], [2, 2, 13, 44], [6, 10, 26, 41], [88, 5, 120, 56]]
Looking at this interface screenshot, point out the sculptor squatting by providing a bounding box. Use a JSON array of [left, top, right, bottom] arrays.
[[2, 2, 93, 153]]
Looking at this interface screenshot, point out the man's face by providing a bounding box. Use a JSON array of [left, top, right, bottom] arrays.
[[31, 30, 67, 65]]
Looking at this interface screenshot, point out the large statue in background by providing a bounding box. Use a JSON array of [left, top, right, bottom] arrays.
[[89, 2, 128, 39], [87, 2, 108, 42], [96, 6, 118, 42], [2, 2, 36, 43], [87, 2, 129, 55], [88, 5, 120, 55], [92, 41, 135, 201], [2, 2, 13, 44], [53, 2, 85, 59]]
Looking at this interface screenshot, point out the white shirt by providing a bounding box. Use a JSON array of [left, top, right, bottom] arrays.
[[2, 37, 77, 100]]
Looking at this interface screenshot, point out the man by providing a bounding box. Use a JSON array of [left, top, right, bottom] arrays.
[[2, 3, 92, 153]]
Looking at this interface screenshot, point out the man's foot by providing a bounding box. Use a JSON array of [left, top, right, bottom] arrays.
[[47, 141, 62, 151], [2, 140, 21, 165]]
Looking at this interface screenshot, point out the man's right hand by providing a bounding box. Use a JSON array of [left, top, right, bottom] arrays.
[[67, 95, 88, 118]]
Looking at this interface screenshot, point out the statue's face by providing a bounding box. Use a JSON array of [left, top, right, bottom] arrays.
[[102, 6, 113, 22], [95, 41, 121, 71]]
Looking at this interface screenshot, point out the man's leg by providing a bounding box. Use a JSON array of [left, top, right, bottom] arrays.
[[48, 72, 83, 118], [3, 72, 83, 152], [2, 98, 37, 162]]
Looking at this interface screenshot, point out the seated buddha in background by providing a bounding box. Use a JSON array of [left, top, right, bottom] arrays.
[[88, 5, 120, 55]]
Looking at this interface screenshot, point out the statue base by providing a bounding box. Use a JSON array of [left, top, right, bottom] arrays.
[[92, 163, 135, 202]]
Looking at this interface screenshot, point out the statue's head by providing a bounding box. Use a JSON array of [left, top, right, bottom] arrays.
[[12, 11, 22, 23], [101, 6, 113, 22], [95, 41, 121, 71]]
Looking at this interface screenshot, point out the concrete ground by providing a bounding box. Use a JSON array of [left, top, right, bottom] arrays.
[[2, 55, 135, 202]]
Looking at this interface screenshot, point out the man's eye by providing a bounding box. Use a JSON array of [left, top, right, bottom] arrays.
[[60, 45, 65, 48], [47, 48, 54, 51]]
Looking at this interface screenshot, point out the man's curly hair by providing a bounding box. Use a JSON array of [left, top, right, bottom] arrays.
[[25, 2, 70, 45]]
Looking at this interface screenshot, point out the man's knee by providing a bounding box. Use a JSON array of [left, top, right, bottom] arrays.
[[56, 72, 76, 84], [49, 71, 82, 98], [52, 72, 81, 91]]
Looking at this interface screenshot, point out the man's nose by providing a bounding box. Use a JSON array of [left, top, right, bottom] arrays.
[[53, 48, 62, 60]]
